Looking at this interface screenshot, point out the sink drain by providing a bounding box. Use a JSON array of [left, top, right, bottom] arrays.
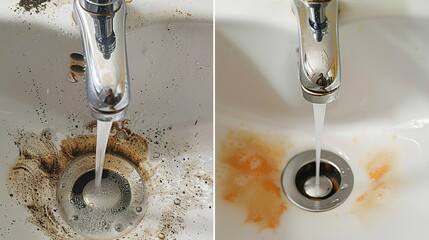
[[57, 154, 148, 239], [281, 150, 353, 212]]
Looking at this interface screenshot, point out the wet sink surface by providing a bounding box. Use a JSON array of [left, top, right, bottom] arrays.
[[216, 1, 429, 239], [0, 1, 212, 239]]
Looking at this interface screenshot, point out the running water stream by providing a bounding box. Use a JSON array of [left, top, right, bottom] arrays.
[[95, 120, 113, 189], [313, 103, 326, 196]]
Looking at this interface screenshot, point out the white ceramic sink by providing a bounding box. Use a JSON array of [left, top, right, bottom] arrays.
[[0, 0, 212, 239], [216, 0, 429, 239]]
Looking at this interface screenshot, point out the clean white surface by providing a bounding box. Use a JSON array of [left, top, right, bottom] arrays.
[[0, 1, 213, 239], [216, 0, 429, 239]]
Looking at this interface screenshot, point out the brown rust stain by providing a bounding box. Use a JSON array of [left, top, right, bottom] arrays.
[[219, 130, 288, 230], [6, 120, 212, 239], [7, 120, 149, 239]]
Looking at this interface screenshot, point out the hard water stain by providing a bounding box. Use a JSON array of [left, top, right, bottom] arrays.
[[219, 130, 288, 230]]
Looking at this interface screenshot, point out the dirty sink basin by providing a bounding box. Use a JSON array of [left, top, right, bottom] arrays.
[[216, 0, 429, 239], [0, 0, 212, 239]]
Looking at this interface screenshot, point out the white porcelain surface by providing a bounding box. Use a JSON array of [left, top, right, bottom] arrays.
[[0, 0, 212, 239], [216, 0, 429, 239]]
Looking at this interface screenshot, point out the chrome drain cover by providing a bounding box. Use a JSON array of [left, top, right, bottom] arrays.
[[57, 154, 148, 239], [281, 150, 353, 212]]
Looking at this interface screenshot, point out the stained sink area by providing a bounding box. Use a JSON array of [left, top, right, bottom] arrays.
[[0, 0, 212, 239], [216, 0, 429, 239]]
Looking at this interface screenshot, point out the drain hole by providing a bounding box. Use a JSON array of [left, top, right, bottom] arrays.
[[70, 169, 131, 211], [57, 154, 148, 238], [282, 150, 354, 212], [295, 161, 341, 200], [72, 170, 108, 195]]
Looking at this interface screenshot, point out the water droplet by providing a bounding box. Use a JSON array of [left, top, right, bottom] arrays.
[[3, 120, 7, 124], [72, 215, 78, 221], [158, 233, 165, 239], [117, 131, 126, 140], [114, 223, 123, 232], [340, 184, 349, 190], [135, 206, 142, 213], [174, 198, 181, 205], [177, 217, 184, 223], [153, 152, 160, 158], [88, 202, 94, 208], [134, 233, 138, 237]]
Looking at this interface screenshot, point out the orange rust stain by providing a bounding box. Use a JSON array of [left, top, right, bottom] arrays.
[[356, 150, 394, 203], [368, 163, 392, 181], [356, 194, 366, 202], [220, 130, 287, 230]]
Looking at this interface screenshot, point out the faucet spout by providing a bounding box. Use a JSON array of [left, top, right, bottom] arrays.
[[293, 0, 340, 104], [74, 0, 130, 121]]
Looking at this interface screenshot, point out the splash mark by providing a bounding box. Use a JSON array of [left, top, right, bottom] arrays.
[[218, 130, 288, 230]]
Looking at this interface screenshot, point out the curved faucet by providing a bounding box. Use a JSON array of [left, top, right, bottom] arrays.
[[293, 0, 340, 104], [74, 0, 130, 121]]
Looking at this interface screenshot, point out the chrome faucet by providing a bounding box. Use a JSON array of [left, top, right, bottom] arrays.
[[292, 0, 340, 104], [73, 0, 130, 121]]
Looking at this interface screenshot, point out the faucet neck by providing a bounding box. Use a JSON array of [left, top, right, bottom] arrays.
[[293, 0, 340, 104], [74, 0, 130, 122]]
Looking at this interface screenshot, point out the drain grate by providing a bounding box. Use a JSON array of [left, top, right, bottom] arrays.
[[281, 150, 353, 212]]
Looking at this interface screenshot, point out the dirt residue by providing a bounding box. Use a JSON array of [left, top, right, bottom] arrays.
[[8, 131, 78, 239], [7, 120, 212, 239], [7, 121, 150, 239], [218, 130, 288, 230], [18, 0, 50, 12]]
